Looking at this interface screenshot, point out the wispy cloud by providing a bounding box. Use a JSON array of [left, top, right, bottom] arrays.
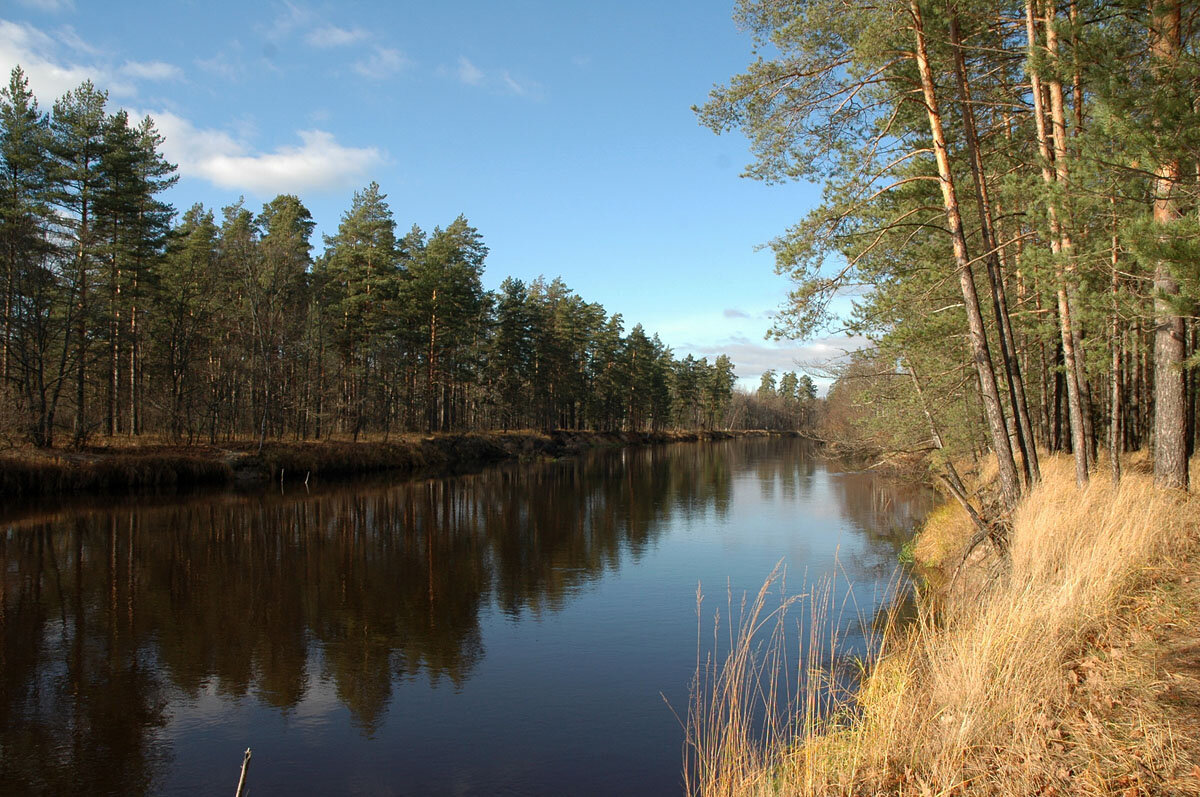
[[304, 24, 368, 48], [500, 70, 534, 96], [456, 56, 483, 86], [261, 3, 405, 78], [14, 0, 75, 12], [447, 55, 542, 99], [262, 2, 313, 42], [150, 110, 384, 196], [195, 48, 243, 81], [119, 59, 182, 81], [352, 46, 408, 79], [56, 25, 100, 55], [723, 308, 751, 319]]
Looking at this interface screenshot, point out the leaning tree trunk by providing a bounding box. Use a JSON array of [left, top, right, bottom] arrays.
[[912, 0, 1022, 512], [948, 7, 1040, 486]]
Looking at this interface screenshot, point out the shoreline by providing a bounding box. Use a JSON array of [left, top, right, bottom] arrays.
[[0, 428, 790, 501], [690, 452, 1200, 795]]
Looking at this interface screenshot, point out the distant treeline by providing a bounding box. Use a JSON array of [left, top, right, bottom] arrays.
[[727, 368, 820, 432], [0, 67, 758, 446]]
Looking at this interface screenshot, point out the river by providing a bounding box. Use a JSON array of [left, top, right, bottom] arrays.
[[0, 437, 933, 795]]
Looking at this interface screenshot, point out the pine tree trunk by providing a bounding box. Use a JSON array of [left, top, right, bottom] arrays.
[[108, 254, 120, 438], [949, 10, 1040, 485], [129, 280, 138, 437], [1, 244, 11, 393], [1151, 0, 1189, 490], [1188, 320, 1197, 460], [1037, 292, 1053, 447], [1053, 337, 1065, 451], [1138, 320, 1150, 449], [912, 0, 1022, 511], [1047, 2, 1093, 474], [74, 201, 89, 445], [1110, 207, 1122, 486], [427, 290, 438, 434], [1027, 0, 1089, 484]]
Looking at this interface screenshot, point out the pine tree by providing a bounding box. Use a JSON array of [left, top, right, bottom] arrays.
[[50, 80, 108, 444], [490, 277, 533, 429], [155, 203, 219, 440], [0, 67, 60, 444], [253, 194, 314, 443], [408, 216, 487, 431], [319, 182, 401, 438]]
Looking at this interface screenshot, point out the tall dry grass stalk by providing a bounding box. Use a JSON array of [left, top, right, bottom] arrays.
[[685, 562, 909, 796], [688, 455, 1200, 796]]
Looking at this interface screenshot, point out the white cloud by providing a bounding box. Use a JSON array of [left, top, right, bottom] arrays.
[[305, 24, 368, 48], [352, 46, 408, 79], [0, 19, 189, 100], [0, 19, 136, 98], [647, 306, 862, 393], [119, 59, 182, 81], [693, 334, 868, 390], [150, 111, 384, 195], [456, 56, 483, 86]]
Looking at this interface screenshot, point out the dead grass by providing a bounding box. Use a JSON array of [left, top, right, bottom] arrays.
[[911, 502, 971, 574], [688, 454, 1200, 796]]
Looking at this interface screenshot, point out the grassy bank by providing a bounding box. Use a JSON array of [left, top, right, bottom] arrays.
[[0, 428, 774, 499], [691, 454, 1200, 796]]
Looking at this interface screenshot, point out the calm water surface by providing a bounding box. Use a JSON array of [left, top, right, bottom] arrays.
[[0, 438, 933, 795]]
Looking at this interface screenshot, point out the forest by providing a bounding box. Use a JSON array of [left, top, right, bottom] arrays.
[[700, 0, 1200, 511], [0, 66, 795, 449], [685, 4, 1200, 794]]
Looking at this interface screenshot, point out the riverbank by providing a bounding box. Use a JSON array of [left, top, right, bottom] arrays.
[[691, 453, 1200, 796], [0, 428, 781, 500]]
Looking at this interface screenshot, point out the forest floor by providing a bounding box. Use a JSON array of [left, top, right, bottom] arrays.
[[1143, 550, 1200, 792], [690, 452, 1200, 796], [0, 427, 778, 500]]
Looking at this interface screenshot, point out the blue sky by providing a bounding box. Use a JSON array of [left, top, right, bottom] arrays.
[[1, 0, 858, 389]]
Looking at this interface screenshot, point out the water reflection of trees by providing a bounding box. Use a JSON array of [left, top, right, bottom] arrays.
[[826, 468, 936, 579], [0, 525, 170, 795], [0, 442, 738, 789], [0, 439, 931, 794]]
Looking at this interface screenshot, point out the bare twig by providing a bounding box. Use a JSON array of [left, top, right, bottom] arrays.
[[235, 748, 252, 797]]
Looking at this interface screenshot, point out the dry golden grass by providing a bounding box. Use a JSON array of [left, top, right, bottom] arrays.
[[911, 502, 971, 574], [689, 454, 1200, 796]]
